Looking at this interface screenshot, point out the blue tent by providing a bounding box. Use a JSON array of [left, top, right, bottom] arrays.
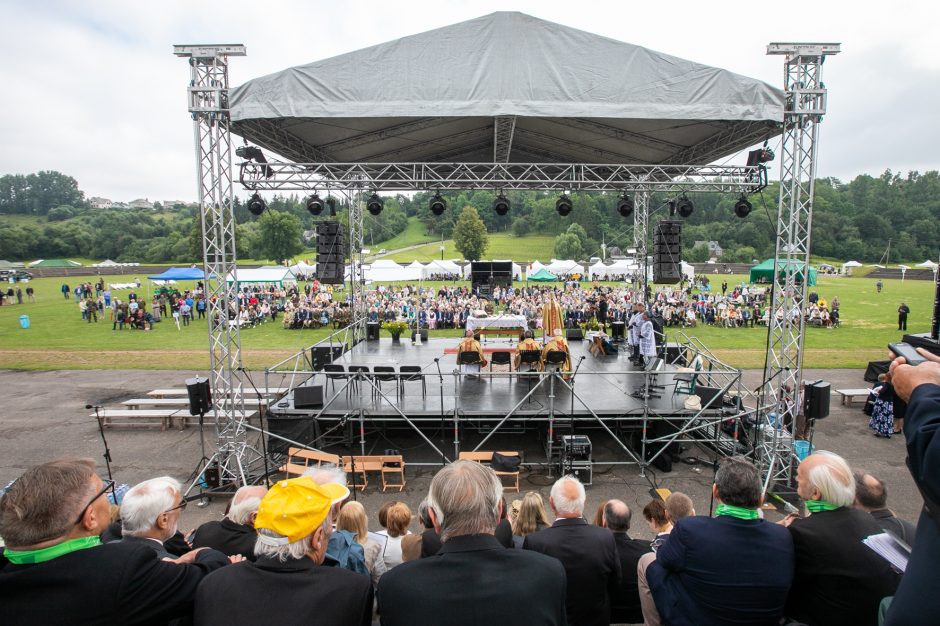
[[147, 267, 210, 281]]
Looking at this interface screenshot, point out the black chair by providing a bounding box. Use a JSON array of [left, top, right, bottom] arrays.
[[544, 350, 568, 373], [322, 364, 347, 394], [489, 351, 512, 381], [398, 366, 426, 398], [517, 350, 542, 371], [347, 365, 371, 395], [457, 351, 482, 378], [373, 366, 397, 397]]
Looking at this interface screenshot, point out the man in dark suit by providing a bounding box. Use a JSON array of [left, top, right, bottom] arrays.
[[117, 476, 193, 560], [0, 458, 229, 625], [378, 461, 566, 626], [882, 349, 940, 625], [523, 475, 621, 626], [640, 456, 794, 626], [194, 477, 372, 626], [191, 485, 267, 561], [782, 451, 900, 626], [602, 499, 649, 625], [853, 471, 916, 546]]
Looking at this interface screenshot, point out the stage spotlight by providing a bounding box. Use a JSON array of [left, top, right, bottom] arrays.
[[556, 194, 573, 217], [746, 147, 775, 166], [247, 193, 267, 216], [734, 194, 753, 218], [616, 194, 634, 217], [366, 192, 384, 216], [306, 194, 324, 216], [493, 194, 511, 216], [429, 193, 447, 216], [235, 145, 273, 178], [676, 196, 694, 218]]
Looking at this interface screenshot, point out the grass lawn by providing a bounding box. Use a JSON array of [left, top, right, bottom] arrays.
[[0, 273, 933, 370], [369, 217, 438, 255], [384, 233, 556, 263]]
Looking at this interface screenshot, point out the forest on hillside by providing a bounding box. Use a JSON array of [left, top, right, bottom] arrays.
[[1, 169, 938, 263]]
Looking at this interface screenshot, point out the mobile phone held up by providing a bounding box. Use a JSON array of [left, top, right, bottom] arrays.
[[888, 342, 927, 366]]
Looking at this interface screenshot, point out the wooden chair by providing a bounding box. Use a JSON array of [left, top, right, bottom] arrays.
[[457, 450, 521, 492], [341, 455, 407, 492], [278, 447, 341, 477]]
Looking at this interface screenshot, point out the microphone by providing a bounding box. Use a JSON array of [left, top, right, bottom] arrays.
[[85, 404, 101, 410], [433, 357, 440, 362]]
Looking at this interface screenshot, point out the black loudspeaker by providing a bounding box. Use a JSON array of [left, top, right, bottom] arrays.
[[310, 346, 344, 370], [653, 220, 682, 284], [664, 342, 685, 366], [566, 328, 583, 340], [804, 380, 831, 419], [316, 221, 345, 284], [185, 376, 211, 416], [294, 385, 325, 409], [367, 322, 380, 341], [410, 328, 429, 342]]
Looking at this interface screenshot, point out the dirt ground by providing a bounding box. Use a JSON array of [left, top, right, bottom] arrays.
[[0, 367, 920, 542]]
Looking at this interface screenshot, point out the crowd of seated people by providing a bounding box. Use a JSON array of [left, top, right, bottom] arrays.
[[3, 445, 925, 626]]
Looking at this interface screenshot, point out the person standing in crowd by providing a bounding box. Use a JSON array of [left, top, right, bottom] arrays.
[[876, 279, 883, 293], [0, 458, 229, 625], [638, 311, 658, 369], [897, 302, 909, 331], [378, 461, 567, 626], [61, 283, 70, 300], [869, 374, 897, 438]]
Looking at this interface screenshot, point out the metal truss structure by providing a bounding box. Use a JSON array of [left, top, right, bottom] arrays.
[[239, 162, 767, 194], [758, 43, 840, 489], [633, 191, 650, 297], [175, 45, 260, 490]]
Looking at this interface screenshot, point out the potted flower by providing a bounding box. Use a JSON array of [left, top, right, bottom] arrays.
[[580, 317, 600, 333], [382, 320, 410, 342]]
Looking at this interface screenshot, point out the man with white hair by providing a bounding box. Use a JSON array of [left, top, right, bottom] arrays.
[[120, 476, 190, 560], [782, 451, 900, 626], [192, 485, 267, 561], [194, 476, 372, 625], [523, 475, 621, 626], [377, 461, 566, 625]]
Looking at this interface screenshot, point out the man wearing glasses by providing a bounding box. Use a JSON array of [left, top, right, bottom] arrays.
[[118, 477, 193, 560], [0, 458, 229, 625]]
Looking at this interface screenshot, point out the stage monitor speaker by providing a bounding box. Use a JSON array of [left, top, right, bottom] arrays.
[[664, 342, 685, 366], [653, 220, 682, 284], [410, 328, 429, 342], [294, 385, 324, 409], [185, 376, 211, 416], [310, 346, 344, 370], [804, 380, 831, 419], [367, 322, 380, 341], [566, 328, 583, 340]]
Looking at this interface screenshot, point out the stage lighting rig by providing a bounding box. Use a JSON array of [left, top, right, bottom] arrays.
[[367, 192, 384, 216], [616, 194, 634, 217], [676, 195, 694, 218], [556, 194, 573, 216], [247, 193, 267, 216], [429, 193, 447, 216], [734, 194, 753, 218], [235, 145, 273, 178], [493, 193, 511, 216], [306, 194, 324, 215], [746, 145, 775, 166]]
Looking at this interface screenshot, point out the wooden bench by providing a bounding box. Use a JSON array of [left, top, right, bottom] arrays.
[[173, 410, 257, 430], [457, 451, 521, 492], [279, 447, 341, 477], [123, 398, 268, 409], [146, 387, 288, 398], [340, 455, 406, 492], [834, 388, 872, 406], [95, 409, 185, 431]]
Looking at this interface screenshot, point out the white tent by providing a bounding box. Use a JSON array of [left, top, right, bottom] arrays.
[[587, 260, 608, 279], [406, 260, 428, 278], [589, 259, 637, 279], [226, 267, 297, 286], [289, 260, 315, 274], [546, 259, 584, 276], [365, 259, 423, 282], [422, 259, 462, 278], [916, 260, 938, 269], [526, 260, 547, 278], [93, 259, 120, 267], [680, 261, 695, 282]]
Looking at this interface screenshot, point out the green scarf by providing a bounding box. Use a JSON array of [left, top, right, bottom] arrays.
[[4, 535, 101, 565], [715, 504, 760, 520], [805, 499, 841, 514]]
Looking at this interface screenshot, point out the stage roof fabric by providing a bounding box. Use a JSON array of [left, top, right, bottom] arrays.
[[230, 12, 784, 166]]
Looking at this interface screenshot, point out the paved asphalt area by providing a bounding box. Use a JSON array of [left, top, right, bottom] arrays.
[[0, 367, 920, 542]]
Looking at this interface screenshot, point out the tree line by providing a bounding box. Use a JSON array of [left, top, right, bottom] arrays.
[[1, 169, 938, 263]]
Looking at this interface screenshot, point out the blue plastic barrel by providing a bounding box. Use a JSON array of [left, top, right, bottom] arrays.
[[19, 315, 29, 329], [793, 440, 814, 461]]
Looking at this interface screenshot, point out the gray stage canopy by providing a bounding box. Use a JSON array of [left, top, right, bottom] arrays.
[[230, 11, 784, 165]]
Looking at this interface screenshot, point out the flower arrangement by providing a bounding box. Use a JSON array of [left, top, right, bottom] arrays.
[[579, 317, 600, 332], [382, 320, 410, 336]]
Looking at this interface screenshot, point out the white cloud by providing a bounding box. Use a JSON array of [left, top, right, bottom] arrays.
[[2, 0, 938, 201]]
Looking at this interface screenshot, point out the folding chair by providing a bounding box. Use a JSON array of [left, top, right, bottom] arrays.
[[673, 355, 702, 395], [373, 366, 398, 397], [489, 351, 512, 381], [544, 350, 568, 373], [347, 365, 372, 395], [322, 364, 347, 394], [398, 366, 426, 397], [457, 351, 483, 380]]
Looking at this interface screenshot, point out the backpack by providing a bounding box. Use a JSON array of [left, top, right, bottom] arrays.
[[326, 529, 369, 577]]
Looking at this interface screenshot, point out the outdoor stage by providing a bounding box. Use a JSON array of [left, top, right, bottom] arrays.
[[264, 336, 750, 469]]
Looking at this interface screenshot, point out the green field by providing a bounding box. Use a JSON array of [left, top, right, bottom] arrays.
[[384, 232, 557, 262], [0, 273, 933, 370]]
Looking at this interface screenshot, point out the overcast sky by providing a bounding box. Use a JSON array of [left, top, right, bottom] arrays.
[[3, 0, 938, 202]]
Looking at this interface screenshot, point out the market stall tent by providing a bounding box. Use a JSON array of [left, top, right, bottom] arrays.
[[546, 259, 583, 276], [147, 267, 209, 281], [749, 259, 817, 286], [226, 267, 297, 286], [528, 268, 557, 281]]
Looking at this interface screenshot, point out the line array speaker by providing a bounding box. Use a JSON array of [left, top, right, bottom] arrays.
[[316, 221, 345, 284], [653, 220, 682, 284]]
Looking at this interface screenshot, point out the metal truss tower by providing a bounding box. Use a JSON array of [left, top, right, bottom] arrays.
[[174, 44, 254, 487], [759, 43, 840, 487], [348, 187, 366, 339], [633, 191, 649, 299]]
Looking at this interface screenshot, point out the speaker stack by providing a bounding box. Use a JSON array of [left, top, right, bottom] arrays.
[[803, 380, 831, 419], [653, 220, 682, 284], [316, 221, 345, 284]]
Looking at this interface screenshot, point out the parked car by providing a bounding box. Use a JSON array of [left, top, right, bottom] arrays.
[[0, 270, 32, 281]]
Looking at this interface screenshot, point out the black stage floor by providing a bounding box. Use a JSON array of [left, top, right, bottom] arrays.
[[268, 337, 718, 422]]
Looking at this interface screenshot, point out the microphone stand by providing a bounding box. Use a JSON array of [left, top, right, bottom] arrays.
[[434, 357, 446, 467], [86, 404, 117, 501]]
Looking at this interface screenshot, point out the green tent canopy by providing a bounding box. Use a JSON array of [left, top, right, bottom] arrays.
[[528, 268, 558, 281], [749, 259, 817, 286]]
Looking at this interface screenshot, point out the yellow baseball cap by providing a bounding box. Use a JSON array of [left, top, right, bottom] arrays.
[[254, 477, 350, 545]]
